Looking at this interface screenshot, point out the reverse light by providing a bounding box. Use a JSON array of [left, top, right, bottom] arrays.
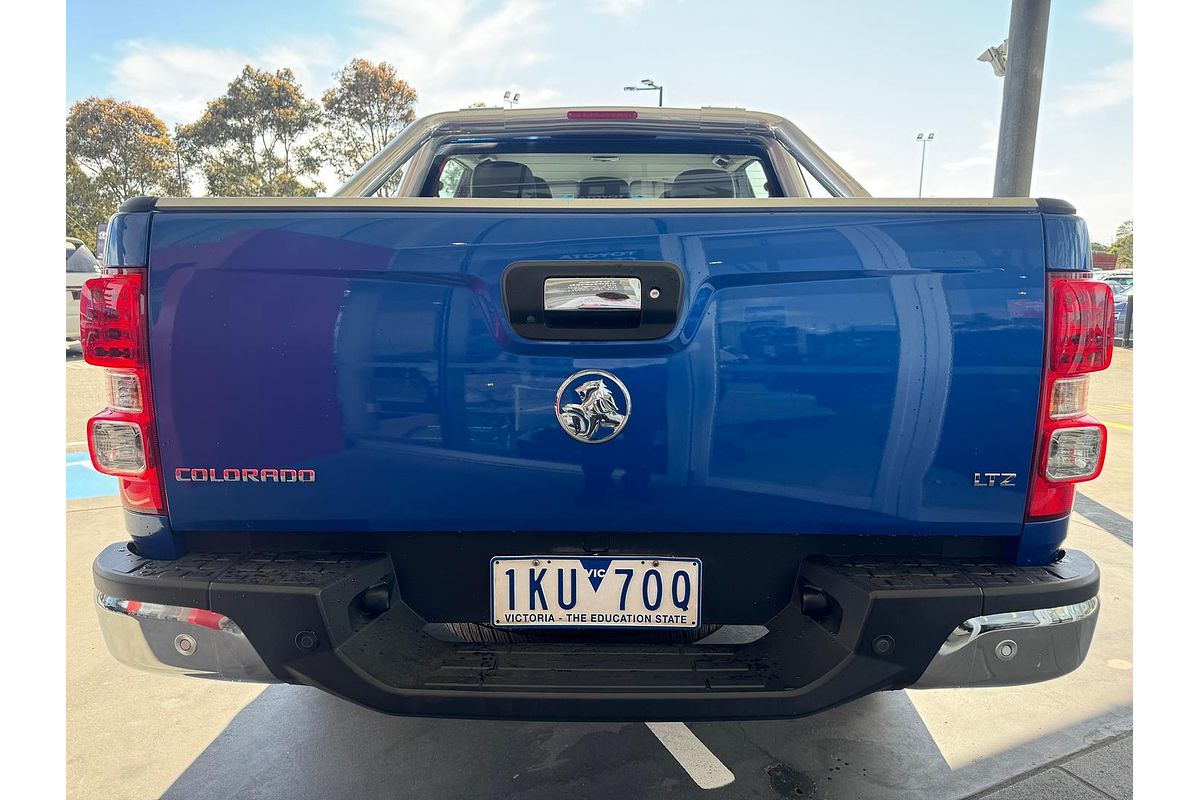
[[88, 418, 147, 475], [1045, 426, 1106, 481], [82, 269, 166, 514], [1027, 275, 1114, 520]]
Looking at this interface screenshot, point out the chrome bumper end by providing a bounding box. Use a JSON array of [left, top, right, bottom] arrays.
[[94, 592, 278, 683], [911, 597, 1100, 689]]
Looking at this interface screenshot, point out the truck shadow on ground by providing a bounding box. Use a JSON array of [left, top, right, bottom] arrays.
[[158, 684, 1129, 800]]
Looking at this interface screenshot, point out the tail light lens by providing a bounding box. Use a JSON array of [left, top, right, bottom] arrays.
[[79, 274, 145, 368], [1048, 376, 1089, 419], [82, 271, 166, 514], [1027, 275, 1114, 519], [1049, 279, 1114, 374]]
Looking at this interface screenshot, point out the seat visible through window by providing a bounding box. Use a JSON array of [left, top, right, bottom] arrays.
[[471, 161, 534, 198], [665, 168, 735, 198], [577, 176, 630, 199]]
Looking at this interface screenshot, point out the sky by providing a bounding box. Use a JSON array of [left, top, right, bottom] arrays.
[[65, 0, 1132, 242]]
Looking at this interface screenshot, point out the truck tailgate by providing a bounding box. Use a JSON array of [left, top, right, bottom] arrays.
[[146, 204, 1046, 536]]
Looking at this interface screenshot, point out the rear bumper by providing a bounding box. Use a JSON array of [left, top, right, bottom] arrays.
[[93, 544, 1100, 721]]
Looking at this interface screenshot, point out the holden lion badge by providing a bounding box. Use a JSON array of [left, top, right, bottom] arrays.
[[555, 370, 631, 444]]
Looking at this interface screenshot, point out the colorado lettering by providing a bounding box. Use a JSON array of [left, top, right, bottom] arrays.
[[174, 468, 316, 483]]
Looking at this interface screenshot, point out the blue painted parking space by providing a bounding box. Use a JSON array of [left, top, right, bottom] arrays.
[[67, 451, 118, 500]]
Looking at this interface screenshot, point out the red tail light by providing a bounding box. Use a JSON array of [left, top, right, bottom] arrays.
[[82, 271, 167, 514], [1048, 279, 1115, 374], [1026, 274, 1114, 519]]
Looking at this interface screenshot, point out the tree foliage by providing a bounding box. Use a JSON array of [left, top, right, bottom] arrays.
[[319, 59, 417, 188], [1111, 220, 1133, 267], [177, 65, 324, 196], [66, 98, 176, 240], [66, 156, 109, 244], [67, 97, 176, 200], [64, 58, 425, 221]]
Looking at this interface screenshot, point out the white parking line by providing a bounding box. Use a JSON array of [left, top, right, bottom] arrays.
[[645, 722, 735, 790]]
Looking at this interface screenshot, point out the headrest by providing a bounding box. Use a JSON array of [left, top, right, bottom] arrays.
[[629, 179, 665, 199], [667, 168, 735, 198], [471, 160, 534, 198]]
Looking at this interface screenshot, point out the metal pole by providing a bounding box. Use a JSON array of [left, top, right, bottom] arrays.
[[658, 85, 663, 107], [993, 0, 1052, 197], [918, 139, 928, 197], [1124, 294, 1133, 348]]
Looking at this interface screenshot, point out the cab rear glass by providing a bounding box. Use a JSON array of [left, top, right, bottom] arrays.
[[421, 137, 782, 199]]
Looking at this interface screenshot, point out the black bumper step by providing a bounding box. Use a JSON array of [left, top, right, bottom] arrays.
[[94, 545, 1099, 721]]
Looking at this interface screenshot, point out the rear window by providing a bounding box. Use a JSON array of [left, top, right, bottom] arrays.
[[426, 138, 780, 199], [66, 242, 99, 273]]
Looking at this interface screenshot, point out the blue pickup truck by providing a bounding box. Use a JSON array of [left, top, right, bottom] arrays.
[[85, 107, 1113, 720]]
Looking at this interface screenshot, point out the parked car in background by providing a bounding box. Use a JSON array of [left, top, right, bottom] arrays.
[[1101, 270, 1133, 344], [66, 237, 99, 344], [1098, 269, 1133, 295], [1114, 286, 1134, 342]]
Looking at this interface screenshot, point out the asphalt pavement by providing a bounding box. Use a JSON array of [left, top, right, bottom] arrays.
[[65, 347, 1133, 800]]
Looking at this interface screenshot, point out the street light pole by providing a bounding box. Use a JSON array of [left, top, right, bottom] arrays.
[[992, 0, 1051, 196], [916, 132, 935, 197], [623, 79, 663, 107]]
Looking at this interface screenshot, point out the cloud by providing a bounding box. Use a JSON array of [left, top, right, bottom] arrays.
[[826, 149, 875, 176], [108, 36, 339, 127], [1085, 0, 1132, 38], [1062, 59, 1132, 116], [937, 122, 996, 172], [942, 155, 992, 173], [100, 0, 565, 199], [353, 0, 555, 110], [109, 42, 246, 125], [105, 0, 559, 126], [256, 36, 341, 98], [593, 0, 648, 17]]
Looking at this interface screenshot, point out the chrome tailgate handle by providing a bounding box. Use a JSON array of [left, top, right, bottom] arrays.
[[502, 260, 683, 341]]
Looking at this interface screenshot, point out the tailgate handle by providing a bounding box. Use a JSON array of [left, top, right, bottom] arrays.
[[502, 260, 683, 341]]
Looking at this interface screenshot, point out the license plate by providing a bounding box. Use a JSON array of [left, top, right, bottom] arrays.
[[490, 556, 701, 628]]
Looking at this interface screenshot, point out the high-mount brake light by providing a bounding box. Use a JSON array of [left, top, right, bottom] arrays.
[[1026, 274, 1114, 520], [82, 270, 167, 514], [567, 110, 639, 120]]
